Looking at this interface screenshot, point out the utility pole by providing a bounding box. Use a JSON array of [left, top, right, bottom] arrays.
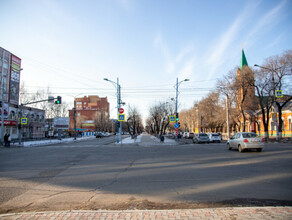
[[226, 95, 230, 139], [117, 77, 120, 144], [0, 55, 5, 145], [174, 77, 190, 141], [175, 78, 178, 141], [74, 100, 77, 140]]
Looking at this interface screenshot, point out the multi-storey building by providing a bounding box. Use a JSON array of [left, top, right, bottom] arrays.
[[0, 47, 46, 141], [69, 95, 110, 132]]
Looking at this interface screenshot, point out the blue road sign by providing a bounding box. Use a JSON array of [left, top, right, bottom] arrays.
[[21, 117, 27, 125], [275, 90, 283, 98], [169, 115, 176, 122], [174, 122, 180, 128], [118, 114, 126, 122]]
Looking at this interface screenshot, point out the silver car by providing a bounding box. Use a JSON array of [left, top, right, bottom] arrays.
[[193, 133, 210, 144], [227, 132, 264, 152], [208, 133, 221, 143]]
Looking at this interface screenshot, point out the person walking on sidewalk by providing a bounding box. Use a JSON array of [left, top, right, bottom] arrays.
[[4, 133, 9, 147], [8, 134, 11, 146]]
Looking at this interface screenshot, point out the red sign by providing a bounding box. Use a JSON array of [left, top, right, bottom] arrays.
[[119, 108, 124, 113], [0, 120, 18, 126]]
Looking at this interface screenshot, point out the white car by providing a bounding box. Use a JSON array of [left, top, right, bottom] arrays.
[[227, 132, 264, 152], [208, 133, 221, 143]]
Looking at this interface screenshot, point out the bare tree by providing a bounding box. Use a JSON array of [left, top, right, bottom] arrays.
[[260, 50, 292, 139], [19, 86, 70, 118], [148, 102, 173, 136], [127, 105, 143, 138]]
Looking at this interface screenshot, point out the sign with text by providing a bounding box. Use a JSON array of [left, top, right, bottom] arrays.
[[9, 55, 21, 105]]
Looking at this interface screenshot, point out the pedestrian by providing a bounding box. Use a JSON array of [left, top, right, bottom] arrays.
[[8, 134, 11, 146], [4, 133, 8, 147]]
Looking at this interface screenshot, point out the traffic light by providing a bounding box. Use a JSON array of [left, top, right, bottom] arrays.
[[55, 96, 62, 104], [176, 113, 179, 121]]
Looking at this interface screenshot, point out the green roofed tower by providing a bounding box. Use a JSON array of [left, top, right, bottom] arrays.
[[240, 49, 248, 69]]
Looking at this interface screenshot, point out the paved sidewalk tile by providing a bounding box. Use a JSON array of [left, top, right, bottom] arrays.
[[0, 207, 291, 220]]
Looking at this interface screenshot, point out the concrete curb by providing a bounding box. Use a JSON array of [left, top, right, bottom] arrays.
[[0, 207, 291, 219]]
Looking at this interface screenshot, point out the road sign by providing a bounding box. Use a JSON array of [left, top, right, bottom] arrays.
[[118, 114, 126, 122], [119, 108, 124, 113], [275, 90, 283, 98], [21, 117, 27, 125], [174, 122, 180, 128], [272, 113, 277, 122], [169, 115, 176, 122]]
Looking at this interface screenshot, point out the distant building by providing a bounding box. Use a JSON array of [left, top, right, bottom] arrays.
[[69, 95, 110, 132]]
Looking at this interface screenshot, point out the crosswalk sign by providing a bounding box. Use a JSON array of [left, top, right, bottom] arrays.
[[118, 114, 126, 122], [21, 117, 27, 125], [169, 115, 176, 122], [275, 90, 283, 98]]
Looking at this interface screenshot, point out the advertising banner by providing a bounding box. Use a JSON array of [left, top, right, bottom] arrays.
[[54, 117, 69, 129], [9, 55, 21, 105]]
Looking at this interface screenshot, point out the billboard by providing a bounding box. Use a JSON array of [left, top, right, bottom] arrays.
[[54, 117, 69, 129], [9, 55, 21, 105]]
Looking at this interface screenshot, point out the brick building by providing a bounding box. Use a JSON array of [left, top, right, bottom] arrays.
[[69, 95, 110, 132]]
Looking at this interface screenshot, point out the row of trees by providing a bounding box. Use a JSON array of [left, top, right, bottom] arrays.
[[20, 83, 69, 118], [145, 50, 292, 140]]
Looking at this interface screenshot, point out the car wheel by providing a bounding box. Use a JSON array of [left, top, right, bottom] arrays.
[[238, 144, 244, 153], [227, 143, 231, 150], [257, 148, 262, 152]]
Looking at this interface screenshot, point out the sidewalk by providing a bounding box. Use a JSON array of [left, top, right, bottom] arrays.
[[1, 136, 96, 148], [0, 207, 291, 219]]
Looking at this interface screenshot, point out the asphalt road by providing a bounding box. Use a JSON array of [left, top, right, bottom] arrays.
[[0, 134, 292, 213]]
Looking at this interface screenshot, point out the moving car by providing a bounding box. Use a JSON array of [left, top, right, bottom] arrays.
[[208, 133, 221, 143], [193, 133, 210, 143], [227, 132, 264, 152]]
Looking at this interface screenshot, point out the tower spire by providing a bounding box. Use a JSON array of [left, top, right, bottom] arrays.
[[240, 48, 248, 70]]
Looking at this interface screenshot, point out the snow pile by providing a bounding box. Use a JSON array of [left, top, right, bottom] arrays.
[[21, 136, 95, 147], [116, 135, 142, 144]]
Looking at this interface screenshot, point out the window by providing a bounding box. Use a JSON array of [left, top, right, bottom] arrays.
[[289, 119, 292, 131], [242, 133, 258, 138]]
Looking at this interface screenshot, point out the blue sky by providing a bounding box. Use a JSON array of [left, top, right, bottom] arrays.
[[1, 0, 291, 122]]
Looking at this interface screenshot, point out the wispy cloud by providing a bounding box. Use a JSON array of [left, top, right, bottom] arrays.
[[116, 0, 133, 12], [154, 32, 174, 73], [246, 0, 286, 40], [206, 13, 244, 79]]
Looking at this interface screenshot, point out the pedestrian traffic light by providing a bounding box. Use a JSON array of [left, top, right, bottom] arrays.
[[176, 113, 179, 121], [55, 96, 62, 104]]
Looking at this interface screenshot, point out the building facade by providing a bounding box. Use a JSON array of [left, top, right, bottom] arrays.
[[69, 95, 110, 132], [236, 49, 292, 137], [1, 47, 46, 141]]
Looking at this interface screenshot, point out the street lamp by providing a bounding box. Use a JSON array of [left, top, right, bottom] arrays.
[[175, 78, 190, 141], [104, 77, 122, 143], [254, 64, 281, 141]]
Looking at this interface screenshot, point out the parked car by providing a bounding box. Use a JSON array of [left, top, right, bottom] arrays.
[[95, 132, 103, 138], [187, 132, 195, 139], [183, 132, 189, 138], [193, 133, 210, 143], [208, 133, 221, 143], [227, 132, 264, 152]]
